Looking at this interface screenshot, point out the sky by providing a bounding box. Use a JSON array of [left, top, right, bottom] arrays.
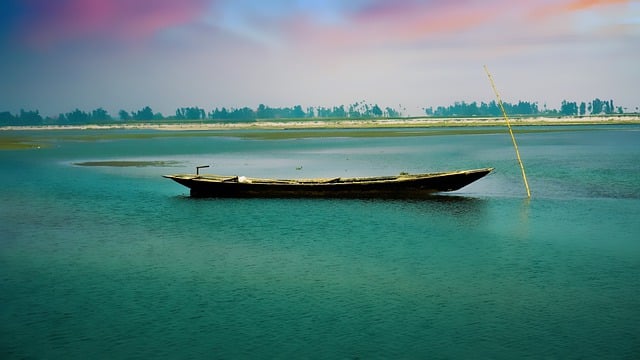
[[1, 0, 638, 117]]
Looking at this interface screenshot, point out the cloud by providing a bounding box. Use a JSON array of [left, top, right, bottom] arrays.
[[273, 0, 635, 53], [13, 0, 210, 50], [275, 0, 533, 50], [9, 0, 633, 52], [529, 0, 631, 19], [522, 0, 637, 42], [564, 0, 629, 11]]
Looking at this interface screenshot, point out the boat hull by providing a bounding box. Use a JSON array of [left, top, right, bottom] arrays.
[[164, 168, 493, 198]]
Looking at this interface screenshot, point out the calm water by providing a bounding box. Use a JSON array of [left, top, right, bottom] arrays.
[[1, 126, 639, 359]]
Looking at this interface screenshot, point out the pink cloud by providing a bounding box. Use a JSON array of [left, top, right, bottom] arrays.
[[21, 0, 210, 49], [19, 0, 630, 53], [286, 0, 522, 49], [563, 0, 629, 11], [529, 0, 630, 20], [283, 0, 630, 51]]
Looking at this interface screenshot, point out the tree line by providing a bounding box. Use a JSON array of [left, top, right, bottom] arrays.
[[0, 101, 401, 126], [0, 98, 635, 126], [425, 98, 628, 117]]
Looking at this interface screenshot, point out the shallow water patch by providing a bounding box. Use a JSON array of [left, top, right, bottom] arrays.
[[74, 160, 182, 167]]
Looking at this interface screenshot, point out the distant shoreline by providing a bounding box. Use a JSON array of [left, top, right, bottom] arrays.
[[1, 115, 639, 131]]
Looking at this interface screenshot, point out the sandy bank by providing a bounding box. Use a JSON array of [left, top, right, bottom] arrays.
[[2, 116, 639, 132]]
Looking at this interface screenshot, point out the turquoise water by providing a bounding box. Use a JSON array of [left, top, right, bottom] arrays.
[[1, 126, 639, 359]]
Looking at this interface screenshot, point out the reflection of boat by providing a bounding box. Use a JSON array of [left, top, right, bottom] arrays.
[[164, 167, 493, 198]]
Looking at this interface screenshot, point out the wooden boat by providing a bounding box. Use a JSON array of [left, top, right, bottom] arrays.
[[163, 167, 493, 198]]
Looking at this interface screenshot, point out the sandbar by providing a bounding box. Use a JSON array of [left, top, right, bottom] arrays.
[[1, 115, 639, 132]]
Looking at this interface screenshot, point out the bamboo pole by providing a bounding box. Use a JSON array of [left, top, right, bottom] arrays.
[[484, 65, 531, 198]]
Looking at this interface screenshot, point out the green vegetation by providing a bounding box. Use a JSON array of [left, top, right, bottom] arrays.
[[0, 137, 45, 150], [2, 98, 636, 127], [0, 123, 615, 152]]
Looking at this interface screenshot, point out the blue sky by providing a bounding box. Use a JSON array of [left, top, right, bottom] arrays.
[[1, 0, 638, 116]]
